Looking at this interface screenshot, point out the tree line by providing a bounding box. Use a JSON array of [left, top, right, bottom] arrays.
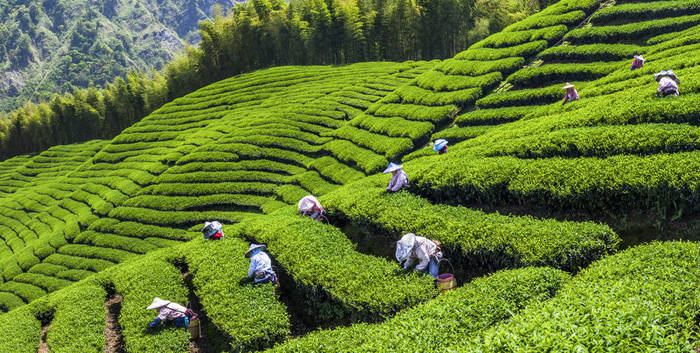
[[0, 0, 549, 160]]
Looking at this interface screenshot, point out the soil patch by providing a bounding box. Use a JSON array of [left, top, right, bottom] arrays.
[[37, 324, 50, 353], [104, 294, 125, 353]]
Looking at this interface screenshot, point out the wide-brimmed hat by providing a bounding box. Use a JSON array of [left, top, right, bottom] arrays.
[[245, 244, 266, 258], [383, 162, 403, 174], [654, 69, 678, 82], [395, 233, 416, 262], [147, 297, 170, 310], [433, 139, 448, 152], [202, 221, 222, 238], [562, 82, 575, 90], [633, 54, 645, 62]]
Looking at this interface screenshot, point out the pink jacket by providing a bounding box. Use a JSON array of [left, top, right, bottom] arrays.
[[658, 77, 678, 93], [387, 170, 409, 192], [156, 303, 187, 321], [404, 236, 439, 271]]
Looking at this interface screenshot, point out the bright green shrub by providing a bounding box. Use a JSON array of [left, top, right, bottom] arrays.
[[270, 267, 570, 352], [538, 43, 646, 62], [75, 231, 158, 254], [56, 269, 94, 281], [28, 263, 68, 277], [0, 291, 25, 311], [389, 85, 482, 106], [504, 10, 586, 31], [436, 58, 524, 76], [321, 139, 388, 174], [88, 218, 194, 241], [108, 206, 250, 227], [292, 171, 338, 196], [143, 181, 277, 197], [332, 125, 414, 160], [14, 273, 72, 292], [464, 241, 699, 352], [322, 177, 618, 272], [309, 156, 366, 185], [475, 83, 565, 108], [472, 25, 568, 48], [231, 209, 437, 323], [105, 257, 189, 353], [123, 194, 271, 211], [430, 125, 493, 141], [591, 0, 700, 25], [475, 123, 700, 158], [565, 14, 700, 44], [178, 238, 291, 351], [44, 253, 114, 272], [275, 184, 310, 204], [46, 284, 107, 353], [506, 62, 618, 88], [455, 106, 532, 126], [367, 102, 456, 122], [454, 40, 548, 61], [415, 71, 502, 92], [58, 244, 136, 263], [1, 256, 23, 280], [0, 281, 47, 302], [407, 152, 700, 215], [0, 305, 40, 352]]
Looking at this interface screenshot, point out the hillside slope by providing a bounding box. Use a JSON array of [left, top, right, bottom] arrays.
[[0, 0, 698, 351], [0, 0, 236, 111]]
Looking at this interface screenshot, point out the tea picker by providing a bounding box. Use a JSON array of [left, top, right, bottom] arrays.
[[561, 82, 579, 106], [298, 195, 326, 221], [146, 297, 198, 330], [630, 55, 645, 71], [654, 70, 679, 97], [395, 233, 442, 279], [201, 221, 224, 240], [434, 139, 448, 155], [384, 162, 408, 193], [245, 244, 278, 284]]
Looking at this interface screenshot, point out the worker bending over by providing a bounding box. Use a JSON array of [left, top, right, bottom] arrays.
[[561, 82, 579, 105], [384, 162, 408, 193], [147, 297, 197, 330], [298, 195, 325, 221], [631, 55, 645, 70], [395, 233, 442, 279], [246, 244, 277, 284], [655, 70, 680, 97], [434, 139, 448, 154], [201, 221, 224, 240]]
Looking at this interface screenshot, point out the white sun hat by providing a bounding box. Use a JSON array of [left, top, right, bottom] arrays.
[[562, 82, 575, 90], [433, 139, 448, 152], [383, 162, 403, 174], [201, 221, 223, 239], [395, 233, 417, 263], [633, 54, 645, 62], [147, 297, 170, 310], [654, 69, 678, 82], [245, 244, 266, 258]]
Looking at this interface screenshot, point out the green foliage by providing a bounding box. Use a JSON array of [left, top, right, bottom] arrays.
[[322, 177, 618, 272], [436, 58, 525, 76], [455, 106, 533, 126], [538, 43, 647, 62], [270, 267, 570, 352], [231, 209, 437, 323], [590, 0, 700, 25], [464, 241, 700, 351], [178, 238, 290, 351], [407, 152, 700, 216], [105, 256, 189, 353], [45, 284, 106, 353], [565, 13, 700, 44], [0, 306, 40, 352], [506, 62, 618, 88], [475, 83, 565, 108]]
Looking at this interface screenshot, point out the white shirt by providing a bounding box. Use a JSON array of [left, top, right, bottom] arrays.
[[247, 251, 273, 283]]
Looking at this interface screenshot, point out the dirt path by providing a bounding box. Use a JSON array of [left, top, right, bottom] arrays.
[[104, 294, 125, 353], [37, 324, 50, 353], [181, 270, 209, 353]]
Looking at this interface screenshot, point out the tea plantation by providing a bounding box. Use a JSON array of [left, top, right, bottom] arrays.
[[0, 0, 698, 351]]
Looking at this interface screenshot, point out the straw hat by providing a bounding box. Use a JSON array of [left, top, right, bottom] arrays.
[[654, 69, 678, 82], [383, 162, 403, 174], [561, 82, 575, 90], [633, 54, 645, 62], [433, 139, 448, 152], [245, 244, 266, 258], [146, 297, 170, 310], [395, 233, 416, 262]]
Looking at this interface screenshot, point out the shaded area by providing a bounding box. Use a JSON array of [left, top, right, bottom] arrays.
[[104, 286, 125, 353]]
